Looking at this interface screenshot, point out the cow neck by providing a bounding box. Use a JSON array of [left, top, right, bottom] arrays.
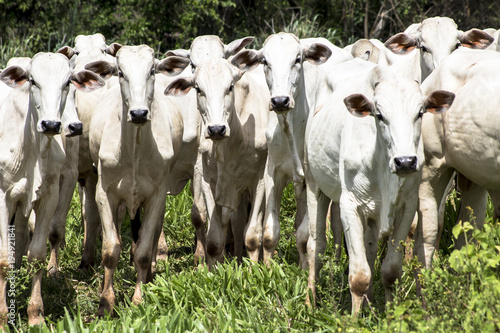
[[278, 66, 308, 182], [373, 121, 409, 239]]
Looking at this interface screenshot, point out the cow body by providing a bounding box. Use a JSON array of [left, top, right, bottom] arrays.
[[304, 58, 454, 315], [415, 48, 500, 268], [87, 45, 184, 315], [0, 52, 104, 325]]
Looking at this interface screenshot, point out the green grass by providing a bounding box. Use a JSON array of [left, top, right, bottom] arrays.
[[4, 184, 500, 332]]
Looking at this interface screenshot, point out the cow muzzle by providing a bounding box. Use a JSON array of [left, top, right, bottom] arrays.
[[207, 125, 227, 140], [39, 120, 62, 135], [66, 121, 83, 137], [270, 96, 292, 112], [394, 156, 418, 175], [129, 109, 149, 125]]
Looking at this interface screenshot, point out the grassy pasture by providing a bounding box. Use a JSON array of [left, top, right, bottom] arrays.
[[4, 184, 500, 332]]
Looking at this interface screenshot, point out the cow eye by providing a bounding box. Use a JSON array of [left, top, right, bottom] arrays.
[[421, 45, 429, 53], [229, 84, 234, 92], [417, 108, 425, 119], [150, 68, 155, 76], [376, 113, 384, 121], [262, 58, 268, 66], [118, 71, 124, 78], [295, 56, 301, 64]]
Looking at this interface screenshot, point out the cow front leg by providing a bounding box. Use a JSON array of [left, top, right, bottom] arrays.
[[340, 192, 370, 317], [28, 186, 60, 325], [96, 186, 121, 318], [245, 178, 265, 263], [262, 161, 289, 264], [305, 179, 329, 308]]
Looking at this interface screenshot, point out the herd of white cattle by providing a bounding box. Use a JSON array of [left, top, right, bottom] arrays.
[[0, 15, 498, 325]]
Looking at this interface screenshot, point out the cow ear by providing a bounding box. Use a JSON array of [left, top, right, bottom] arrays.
[[231, 49, 262, 72], [165, 49, 190, 58], [385, 33, 419, 55], [344, 94, 374, 117], [57, 46, 76, 60], [350, 39, 380, 63], [424, 90, 455, 114], [303, 43, 332, 65], [157, 56, 191, 76], [106, 43, 123, 56], [85, 60, 117, 80], [0, 66, 29, 88], [459, 29, 494, 49], [71, 70, 106, 92], [164, 77, 194, 96], [224, 36, 255, 58]]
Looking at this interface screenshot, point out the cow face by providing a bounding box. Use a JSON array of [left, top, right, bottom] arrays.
[[115, 46, 156, 125], [231, 32, 331, 113], [385, 17, 493, 80], [1, 52, 104, 136], [344, 68, 454, 176], [165, 59, 243, 140]]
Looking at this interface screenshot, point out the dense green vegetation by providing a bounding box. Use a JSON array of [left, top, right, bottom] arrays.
[[3, 185, 500, 332], [1, 0, 500, 65]]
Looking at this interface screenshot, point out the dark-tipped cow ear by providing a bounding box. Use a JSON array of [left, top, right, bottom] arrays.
[[224, 36, 255, 58], [106, 43, 123, 56], [424, 90, 455, 114], [0, 66, 29, 88], [344, 94, 374, 117], [57, 46, 76, 60], [231, 49, 263, 72], [157, 56, 191, 76], [459, 29, 494, 49], [164, 77, 195, 97], [303, 43, 332, 65], [85, 60, 117, 80], [385, 33, 419, 55], [71, 70, 106, 92]]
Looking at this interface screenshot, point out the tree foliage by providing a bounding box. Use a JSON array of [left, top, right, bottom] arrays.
[[1, 0, 500, 61]]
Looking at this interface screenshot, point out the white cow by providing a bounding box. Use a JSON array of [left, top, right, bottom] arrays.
[[165, 54, 269, 267], [85, 45, 185, 316], [303, 58, 454, 315], [231, 32, 346, 267], [163, 35, 261, 264], [48, 37, 123, 273], [384, 16, 493, 81], [414, 48, 500, 269], [0, 51, 104, 325]]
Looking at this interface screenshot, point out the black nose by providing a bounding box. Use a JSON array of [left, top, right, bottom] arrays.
[[207, 125, 226, 139], [67, 122, 83, 137], [40, 120, 61, 134], [394, 156, 418, 175], [130, 109, 148, 124], [270, 96, 291, 111]]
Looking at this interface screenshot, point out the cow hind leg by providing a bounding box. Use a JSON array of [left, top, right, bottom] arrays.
[[78, 174, 101, 271]]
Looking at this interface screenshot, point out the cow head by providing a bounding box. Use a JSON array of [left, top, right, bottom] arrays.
[[344, 67, 454, 176], [165, 59, 244, 140], [231, 32, 332, 113], [165, 35, 255, 73], [385, 17, 493, 80], [86, 45, 158, 125], [1, 52, 104, 136]]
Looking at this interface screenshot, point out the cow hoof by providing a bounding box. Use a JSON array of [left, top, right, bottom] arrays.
[[27, 301, 44, 326], [97, 295, 115, 318]]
